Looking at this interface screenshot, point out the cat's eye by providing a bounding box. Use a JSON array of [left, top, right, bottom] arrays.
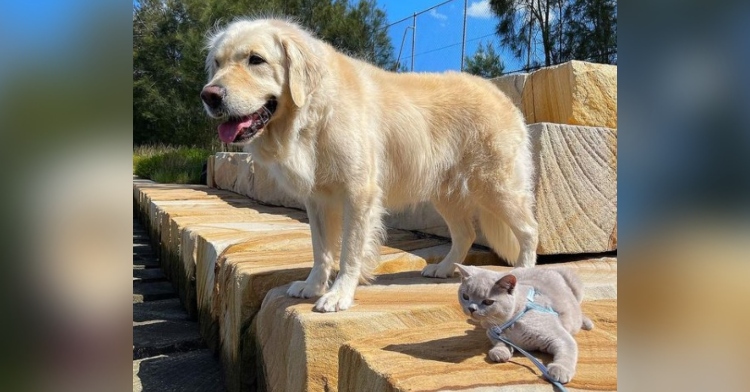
[[482, 299, 495, 306], [248, 54, 265, 65], [461, 293, 469, 300]]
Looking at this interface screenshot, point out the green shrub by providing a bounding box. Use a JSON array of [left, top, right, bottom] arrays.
[[133, 145, 215, 184]]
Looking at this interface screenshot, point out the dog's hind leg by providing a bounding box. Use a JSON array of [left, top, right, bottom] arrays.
[[421, 195, 475, 278], [287, 198, 342, 298]]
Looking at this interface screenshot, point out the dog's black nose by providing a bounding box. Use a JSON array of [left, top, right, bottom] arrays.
[[201, 85, 225, 110]]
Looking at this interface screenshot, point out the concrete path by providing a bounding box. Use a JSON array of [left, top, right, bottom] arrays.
[[133, 217, 226, 392]]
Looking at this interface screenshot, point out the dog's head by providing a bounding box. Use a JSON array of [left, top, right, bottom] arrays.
[[201, 18, 323, 145]]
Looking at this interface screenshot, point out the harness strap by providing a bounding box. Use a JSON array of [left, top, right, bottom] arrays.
[[488, 288, 568, 392]]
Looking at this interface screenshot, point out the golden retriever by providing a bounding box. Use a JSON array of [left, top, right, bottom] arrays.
[[201, 18, 538, 312]]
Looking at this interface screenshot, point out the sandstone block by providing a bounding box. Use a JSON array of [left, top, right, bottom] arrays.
[[522, 60, 617, 128], [255, 259, 616, 392], [212, 152, 305, 209], [339, 300, 617, 392], [218, 232, 470, 392], [206, 155, 216, 188], [489, 73, 528, 110], [530, 123, 617, 254]]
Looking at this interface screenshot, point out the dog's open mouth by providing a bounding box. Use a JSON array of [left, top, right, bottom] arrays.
[[218, 99, 277, 143]]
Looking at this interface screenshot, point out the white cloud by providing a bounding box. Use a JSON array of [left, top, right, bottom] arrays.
[[428, 8, 448, 21], [467, 0, 492, 19]]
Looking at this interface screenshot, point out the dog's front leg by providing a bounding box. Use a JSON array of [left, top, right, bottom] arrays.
[[314, 186, 383, 312], [287, 199, 342, 299]]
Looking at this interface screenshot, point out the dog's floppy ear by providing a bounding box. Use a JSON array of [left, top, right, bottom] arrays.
[[282, 34, 322, 108]]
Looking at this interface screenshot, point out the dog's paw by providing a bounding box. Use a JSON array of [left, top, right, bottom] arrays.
[[547, 363, 574, 384], [488, 346, 512, 363], [313, 289, 354, 312], [287, 280, 326, 298], [421, 263, 456, 278]]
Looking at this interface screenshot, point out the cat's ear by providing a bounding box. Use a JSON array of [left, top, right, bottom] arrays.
[[495, 274, 517, 294], [455, 264, 472, 279]]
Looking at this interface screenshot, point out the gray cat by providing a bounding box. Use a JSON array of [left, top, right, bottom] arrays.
[[456, 264, 593, 384]]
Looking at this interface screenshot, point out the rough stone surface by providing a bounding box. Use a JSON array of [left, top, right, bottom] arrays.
[[255, 259, 616, 392], [207, 154, 217, 188], [530, 123, 617, 254], [132, 213, 225, 392], [134, 179, 617, 392], [339, 300, 616, 392], [213, 152, 305, 209], [133, 281, 177, 303], [133, 350, 225, 392], [489, 73, 529, 110], [522, 60, 617, 128]]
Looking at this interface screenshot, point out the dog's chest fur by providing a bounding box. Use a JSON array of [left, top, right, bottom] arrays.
[[266, 152, 316, 201]]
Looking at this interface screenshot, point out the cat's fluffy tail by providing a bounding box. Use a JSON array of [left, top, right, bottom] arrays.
[[582, 316, 594, 330], [478, 214, 520, 265]]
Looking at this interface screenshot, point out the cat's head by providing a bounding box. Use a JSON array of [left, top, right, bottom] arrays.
[[456, 264, 517, 325]]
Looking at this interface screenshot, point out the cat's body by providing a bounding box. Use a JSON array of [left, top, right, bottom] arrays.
[[456, 265, 593, 384]]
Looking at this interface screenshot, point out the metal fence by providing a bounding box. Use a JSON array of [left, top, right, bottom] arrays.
[[384, 0, 505, 74]]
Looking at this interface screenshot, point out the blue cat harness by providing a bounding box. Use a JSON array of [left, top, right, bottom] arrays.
[[487, 288, 568, 392]]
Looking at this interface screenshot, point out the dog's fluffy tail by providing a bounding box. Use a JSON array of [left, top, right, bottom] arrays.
[[478, 214, 520, 266]]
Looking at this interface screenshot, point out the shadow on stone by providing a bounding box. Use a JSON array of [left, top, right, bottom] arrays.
[[382, 325, 488, 363], [134, 350, 226, 392]]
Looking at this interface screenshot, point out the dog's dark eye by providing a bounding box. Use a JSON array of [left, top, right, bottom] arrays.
[[214, 59, 219, 68], [462, 293, 469, 301], [482, 299, 495, 306], [248, 55, 265, 65]]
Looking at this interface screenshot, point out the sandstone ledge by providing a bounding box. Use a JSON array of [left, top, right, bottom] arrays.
[[339, 299, 616, 392], [522, 60, 617, 128], [134, 180, 616, 392], [134, 180, 505, 391], [255, 259, 616, 392]]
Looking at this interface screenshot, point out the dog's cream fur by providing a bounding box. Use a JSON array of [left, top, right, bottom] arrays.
[[202, 18, 538, 312]]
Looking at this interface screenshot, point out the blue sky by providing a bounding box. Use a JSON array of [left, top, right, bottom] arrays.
[[376, 0, 524, 73]]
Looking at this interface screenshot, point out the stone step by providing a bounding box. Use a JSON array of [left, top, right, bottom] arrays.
[[134, 298, 190, 322], [133, 350, 226, 392], [133, 267, 167, 282], [521, 61, 617, 129], [133, 318, 204, 359], [134, 180, 617, 392], [255, 259, 616, 392], [133, 254, 160, 269], [339, 299, 617, 392], [133, 281, 177, 303]]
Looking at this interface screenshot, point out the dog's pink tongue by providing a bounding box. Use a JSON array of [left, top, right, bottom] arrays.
[[218, 116, 254, 143]]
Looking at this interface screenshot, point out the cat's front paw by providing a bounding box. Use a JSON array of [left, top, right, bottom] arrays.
[[313, 289, 354, 312], [287, 280, 326, 298], [421, 263, 456, 278], [488, 346, 512, 362], [547, 363, 574, 384]]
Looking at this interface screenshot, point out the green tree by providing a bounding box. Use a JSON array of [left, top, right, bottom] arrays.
[[133, 0, 397, 147], [564, 0, 617, 64], [464, 41, 505, 79], [488, 0, 616, 69]]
